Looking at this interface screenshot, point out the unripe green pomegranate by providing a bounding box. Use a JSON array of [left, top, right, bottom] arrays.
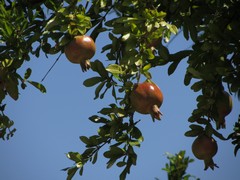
[[192, 134, 218, 170], [215, 90, 232, 129], [64, 35, 96, 72], [130, 82, 163, 120]]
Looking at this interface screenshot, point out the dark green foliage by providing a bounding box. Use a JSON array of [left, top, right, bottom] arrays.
[[0, 0, 240, 179], [228, 115, 240, 156]]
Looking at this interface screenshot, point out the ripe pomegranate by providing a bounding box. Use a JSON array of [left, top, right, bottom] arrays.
[[130, 81, 163, 120], [192, 134, 218, 170], [215, 90, 232, 129], [64, 35, 96, 72]]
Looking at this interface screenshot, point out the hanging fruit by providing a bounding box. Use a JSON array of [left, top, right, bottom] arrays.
[[130, 81, 163, 120], [214, 90, 233, 129], [64, 35, 96, 72], [192, 134, 218, 170]]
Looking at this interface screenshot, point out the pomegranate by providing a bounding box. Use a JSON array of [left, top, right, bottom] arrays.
[[130, 81, 163, 120], [192, 134, 218, 170], [215, 90, 232, 129], [64, 35, 96, 72]]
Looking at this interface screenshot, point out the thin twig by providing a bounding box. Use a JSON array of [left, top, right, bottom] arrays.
[[41, 53, 62, 82]]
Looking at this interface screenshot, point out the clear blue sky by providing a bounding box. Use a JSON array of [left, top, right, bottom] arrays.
[[1, 6, 240, 180]]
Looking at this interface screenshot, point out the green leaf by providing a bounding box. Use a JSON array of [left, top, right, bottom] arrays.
[[67, 167, 78, 180], [143, 63, 151, 71], [117, 161, 126, 167], [189, 124, 204, 131], [187, 67, 201, 79], [5, 79, 19, 101], [98, 107, 113, 115], [169, 50, 192, 62], [120, 169, 128, 180], [89, 115, 109, 124], [129, 140, 141, 146], [67, 152, 82, 162], [234, 144, 240, 156], [106, 64, 123, 74], [1, 59, 13, 67], [131, 127, 143, 140], [94, 81, 105, 99], [184, 72, 192, 86], [98, 125, 110, 137], [24, 68, 32, 79], [184, 130, 202, 137], [191, 81, 203, 92], [158, 43, 169, 60], [104, 146, 125, 158], [196, 118, 208, 124], [169, 24, 178, 34], [92, 151, 98, 164], [188, 22, 198, 42], [168, 60, 181, 75], [80, 136, 90, 145], [106, 158, 117, 169], [90, 60, 109, 78], [83, 77, 103, 87], [82, 148, 95, 158], [27, 81, 46, 93]]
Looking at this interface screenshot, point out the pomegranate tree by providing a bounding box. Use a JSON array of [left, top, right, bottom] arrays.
[[130, 81, 163, 120], [64, 35, 96, 72], [215, 90, 232, 129], [192, 134, 218, 170]]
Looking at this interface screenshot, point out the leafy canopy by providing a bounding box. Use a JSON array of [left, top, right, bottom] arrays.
[[0, 0, 240, 179]]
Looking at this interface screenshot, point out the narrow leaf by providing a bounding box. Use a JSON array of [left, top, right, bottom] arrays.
[[28, 81, 46, 93], [158, 43, 169, 60], [184, 130, 201, 137], [168, 60, 181, 75], [83, 76, 103, 87], [24, 68, 32, 79], [234, 144, 240, 156], [187, 67, 201, 79], [94, 81, 105, 99], [67, 167, 78, 180], [5, 78, 19, 100]]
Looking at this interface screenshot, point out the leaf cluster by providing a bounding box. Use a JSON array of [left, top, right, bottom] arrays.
[[64, 103, 143, 180], [162, 150, 199, 180], [228, 115, 240, 156], [0, 0, 91, 139]]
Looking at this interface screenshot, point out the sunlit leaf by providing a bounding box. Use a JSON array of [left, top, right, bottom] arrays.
[[106, 64, 123, 74], [27, 81, 46, 93]]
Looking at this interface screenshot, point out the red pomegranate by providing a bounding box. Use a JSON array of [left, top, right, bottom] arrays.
[[215, 90, 232, 129], [64, 35, 96, 72], [130, 81, 163, 120], [192, 134, 218, 170]]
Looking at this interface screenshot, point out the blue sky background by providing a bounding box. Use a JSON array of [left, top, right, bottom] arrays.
[[1, 3, 240, 180]]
